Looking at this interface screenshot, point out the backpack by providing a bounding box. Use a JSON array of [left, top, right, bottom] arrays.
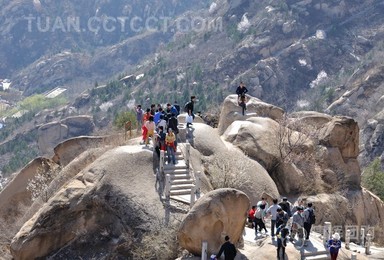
[[307, 209, 316, 224]]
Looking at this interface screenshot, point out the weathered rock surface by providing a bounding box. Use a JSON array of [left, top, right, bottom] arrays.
[[218, 95, 284, 135], [37, 116, 95, 155], [10, 146, 176, 260], [0, 157, 58, 227], [178, 188, 249, 256], [189, 123, 279, 205]]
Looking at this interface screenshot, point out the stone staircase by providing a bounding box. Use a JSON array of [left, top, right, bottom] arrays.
[[163, 146, 196, 203], [300, 236, 329, 260]]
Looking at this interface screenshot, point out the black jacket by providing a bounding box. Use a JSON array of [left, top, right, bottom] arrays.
[[217, 241, 236, 260], [236, 86, 248, 96]]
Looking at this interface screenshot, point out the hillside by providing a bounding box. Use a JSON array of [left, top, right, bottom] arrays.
[[1, 1, 384, 193], [1, 95, 383, 259]]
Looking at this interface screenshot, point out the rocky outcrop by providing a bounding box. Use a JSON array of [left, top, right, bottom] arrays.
[[0, 157, 58, 227], [178, 188, 249, 256], [37, 116, 95, 155], [218, 95, 284, 135], [189, 123, 280, 205], [10, 146, 177, 260]]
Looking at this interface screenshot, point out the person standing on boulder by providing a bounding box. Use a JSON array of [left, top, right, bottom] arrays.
[[236, 81, 248, 98], [214, 235, 237, 260]]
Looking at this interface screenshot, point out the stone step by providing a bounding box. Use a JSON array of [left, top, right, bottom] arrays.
[[164, 164, 188, 170], [170, 173, 191, 180], [304, 255, 329, 260], [171, 179, 194, 185], [164, 168, 189, 175], [170, 184, 195, 190], [302, 251, 328, 257], [170, 189, 193, 196]]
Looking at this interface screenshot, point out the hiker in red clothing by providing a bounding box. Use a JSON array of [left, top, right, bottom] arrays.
[[248, 205, 256, 228]]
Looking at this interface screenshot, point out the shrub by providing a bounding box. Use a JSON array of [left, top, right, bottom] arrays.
[[362, 158, 384, 201], [113, 111, 137, 129]]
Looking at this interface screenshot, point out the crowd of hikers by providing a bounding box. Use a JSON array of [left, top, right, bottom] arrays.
[[135, 96, 196, 164], [248, 197, 317, 260]]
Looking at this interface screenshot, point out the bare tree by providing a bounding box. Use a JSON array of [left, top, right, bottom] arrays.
[[26, 161, 61, 202], [204, 151, 253, 189]]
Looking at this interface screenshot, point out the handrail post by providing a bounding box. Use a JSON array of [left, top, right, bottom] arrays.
[[345, 229, 351, 250], [160, 150, 165, 175], [186, 142, 190, 169], [165, 174, 171, 199], [195, 171, 201, 199], [323, 222, 332, 245], [201, 241, 208, 260], [360, 227, 365, 246], [190, 186, 196, 208], [365, 233, 371, 255]]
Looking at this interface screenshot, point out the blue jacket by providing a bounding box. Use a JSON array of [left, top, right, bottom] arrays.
[[327, 239, 341, 254]]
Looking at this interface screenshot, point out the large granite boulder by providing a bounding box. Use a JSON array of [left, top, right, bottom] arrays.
[[10, 146, 176, 260], [0, 157, 58, 228], [223, 117, 313, 193], [61, 115, 95, 136], [37, 116, 95, 156], [37, 122, 68, 155], [218, 95, 284, 135], [52, 136, 109, 166], [178, 189, 249, 256], [318, 116, 359, 159]]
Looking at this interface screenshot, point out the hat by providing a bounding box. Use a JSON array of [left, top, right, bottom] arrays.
[[282, 197, 288, 201], [332, 233, 340, 240], [297, 206, 304, 211]]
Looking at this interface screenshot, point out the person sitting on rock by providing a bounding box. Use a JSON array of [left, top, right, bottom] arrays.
[[214, 235, 237, 260]]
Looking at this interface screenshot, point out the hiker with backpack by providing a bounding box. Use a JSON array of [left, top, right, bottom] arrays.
[[184, 96, 196, 128], [154, 126, 166, 158], [303, 202, 316, 240]]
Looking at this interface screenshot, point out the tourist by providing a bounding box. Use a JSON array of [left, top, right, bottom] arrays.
[[327, 232, 341, 260], [266, 199, 281, 238], [165, 128, 176, 164], [303, 202, 315, 240], [279, 197, 292, 217], [214, 236, 237, 260]]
